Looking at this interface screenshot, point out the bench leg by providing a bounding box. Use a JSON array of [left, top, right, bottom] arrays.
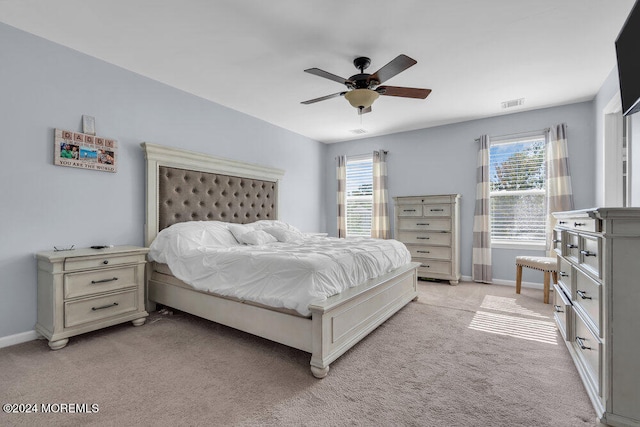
[[543, 272, 550, 304], [516, 265, 523, 294]]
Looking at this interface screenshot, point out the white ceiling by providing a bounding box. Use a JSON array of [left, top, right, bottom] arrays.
[[0, 0, 635, 143]]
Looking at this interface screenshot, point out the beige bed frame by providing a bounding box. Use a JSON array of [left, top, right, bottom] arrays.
[[141, 142, 419, 378]]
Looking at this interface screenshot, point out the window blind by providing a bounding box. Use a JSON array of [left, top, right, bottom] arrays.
[[489, 136, 546, 243], [345, 156, 373, 237]]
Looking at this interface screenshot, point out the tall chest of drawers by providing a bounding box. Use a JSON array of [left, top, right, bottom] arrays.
[[394, 194, 461, 285], [36, 246, 149, 350], [553, 208, 640, 427]]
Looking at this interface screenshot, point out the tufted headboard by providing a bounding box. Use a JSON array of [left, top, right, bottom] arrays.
[[142, 143, 284, 246]]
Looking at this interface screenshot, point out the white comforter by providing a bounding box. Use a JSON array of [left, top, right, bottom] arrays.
[[148, 222, 411, 316]]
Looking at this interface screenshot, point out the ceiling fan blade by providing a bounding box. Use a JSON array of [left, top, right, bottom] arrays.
[[369, 54, 417, 84], [301, 92, 346, 105], [358, 106, 372, 115], [377, 86, 432, 99], [304, 68, 352, 85]]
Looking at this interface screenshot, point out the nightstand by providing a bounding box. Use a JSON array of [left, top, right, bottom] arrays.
[[36, 245, 149, 350]]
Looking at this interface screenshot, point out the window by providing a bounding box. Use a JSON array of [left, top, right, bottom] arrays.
[[490, 135, 546, 246], [345, 155, 373, 237]]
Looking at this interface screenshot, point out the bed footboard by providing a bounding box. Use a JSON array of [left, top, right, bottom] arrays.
[[308, 262, 419, 378]]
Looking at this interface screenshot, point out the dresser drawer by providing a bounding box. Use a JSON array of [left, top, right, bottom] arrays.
[[557, 258, 572, 293], [408, 245, 451, 260], [64, 289, 138, 328], [396, 196, 452, 205], [422, 204, 451, 217], [396, 205, 423, 217], [553, 284, 572, 341], [565, 232, 580, 263], [557, 217, 598, 233], [397, 231, 451, 246], [397, 218, 451, 232], [572, 312, 602, 394], [575, 270, 601, 335], [552, 229, 563, 254], [64, 266, 137, 299], [580, 235, 601, 279], [416, 260, 452, 276], [64, 253, 144, 272]]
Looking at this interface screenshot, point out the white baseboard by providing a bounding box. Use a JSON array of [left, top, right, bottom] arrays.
[[0, 330, 40, 349]]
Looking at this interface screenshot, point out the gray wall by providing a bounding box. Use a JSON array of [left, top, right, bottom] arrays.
[[0, 23, 326, 338], [324, 102, 596, 283]]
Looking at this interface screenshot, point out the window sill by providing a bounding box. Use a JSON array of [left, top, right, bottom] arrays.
[[491, 241, 546, 251]]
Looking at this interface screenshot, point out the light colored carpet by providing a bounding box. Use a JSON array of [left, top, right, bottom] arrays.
[[0, 281, 596, 426]]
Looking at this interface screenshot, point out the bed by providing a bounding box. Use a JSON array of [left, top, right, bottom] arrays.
[[141, 142, 419, 378]]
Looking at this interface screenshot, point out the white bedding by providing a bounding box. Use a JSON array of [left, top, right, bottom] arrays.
[[148, 221, 411, 316]]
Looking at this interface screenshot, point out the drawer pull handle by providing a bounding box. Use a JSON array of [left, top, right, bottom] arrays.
[[430, 209, 444, 212], [420, 264, 430, 268], [574, 222, 586, 227], [103, 260, 109, 265], [416, 237, 430, 240], [576, 336, 591, 350], [566, 244, 578, 249], [91, 277, 119, 284], [404, 209, 416, 212], [580, 250, 596, 257], [559, 221, 567, 224], [553, 239, 560, 243], [577, 290, 592, 300], [559, 271, 569, 277], [91, 302, 119, 311], [553, 305, 564, 313], [417, 250, 430, 254], [416, 223, 430, 226]]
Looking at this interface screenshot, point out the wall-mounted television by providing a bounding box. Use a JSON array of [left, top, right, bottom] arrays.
[[616, 0, 640, 116]]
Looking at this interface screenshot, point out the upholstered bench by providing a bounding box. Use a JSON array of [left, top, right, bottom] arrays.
[[515, 256, 558, 304]]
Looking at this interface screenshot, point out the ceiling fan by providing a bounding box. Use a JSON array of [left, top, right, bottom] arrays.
[[301, 54, 431, 115]]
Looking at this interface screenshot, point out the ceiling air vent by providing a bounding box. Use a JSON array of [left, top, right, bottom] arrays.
[[350, 128, 367, 135], [501, 98, 524, 109]]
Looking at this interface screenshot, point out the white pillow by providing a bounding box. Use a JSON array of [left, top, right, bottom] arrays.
[[228, 223, 277, 245], [250, 220, 302, 233], [262, 226, 305, 243], [149, 221, 239, 263]]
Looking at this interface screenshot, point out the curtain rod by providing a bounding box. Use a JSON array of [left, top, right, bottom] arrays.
[[475, 127, 552, 142], [335, 150, 388, 160]]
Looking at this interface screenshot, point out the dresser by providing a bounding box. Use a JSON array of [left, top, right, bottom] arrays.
[[36, 246, 149, 350], [394, 194, 461, 284], [553, 208, 640, 427]]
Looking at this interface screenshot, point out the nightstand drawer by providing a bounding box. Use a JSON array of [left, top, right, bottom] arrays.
[[64, 253, 144, 272], [64, 289, 138, 328], [408, 245, 451, 260], [64, 266, 137, 299]]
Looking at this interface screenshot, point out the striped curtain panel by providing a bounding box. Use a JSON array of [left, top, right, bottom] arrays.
[[545, 124, 574, 255], [472, 135, 492, 283], [372, 150, 391, 239], [336, 155, 347, 238]]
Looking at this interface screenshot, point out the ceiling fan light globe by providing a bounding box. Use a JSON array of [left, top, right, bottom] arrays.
[[344, 89, 379, 109]]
